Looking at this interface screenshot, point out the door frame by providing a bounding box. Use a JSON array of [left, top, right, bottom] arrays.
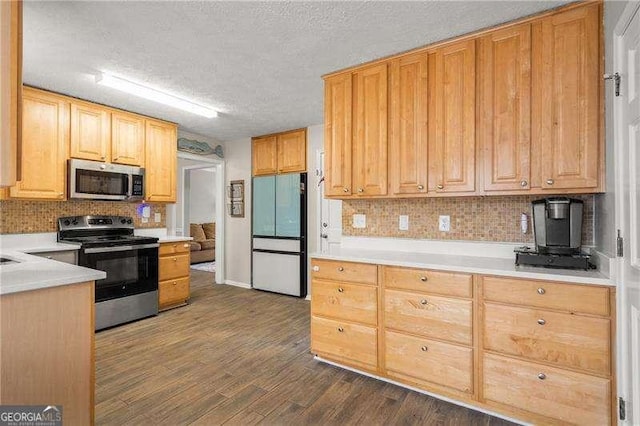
[[613, 1, 640, 423]]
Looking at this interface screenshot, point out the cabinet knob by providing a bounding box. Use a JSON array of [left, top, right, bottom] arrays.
[[58, 192, 64, 196], [100, 156, 106, 160], [520, 180, 528, 187], [183, 244, 189, 248], [312, 265, 320, 272], [546, 179, 554, 185], [537, 287, 546, 295], [417, 184, 424, 190], [338, 287, 344, 293], [337, 266, 344, 272], [537, 373, 546, 380], [420, 276, 428, 282], [114, 157, 119, 161], [537, 318, 546, 325], [343, 187, 349, 193], [173, 244, 177, 247], [420, 299, 428, 305], [437, 184, 444, 190], [421, 346, 428, 352], [337, 327, 344, 333], [357, 188, 364, 193], [173, 257, 177, 262]]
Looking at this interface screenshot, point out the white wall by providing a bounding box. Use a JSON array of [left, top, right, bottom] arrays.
[[306, 124, 324, 292], [223, 137, 252, 286], [189, 168, 216, 223], [595, 0, 629, 257]]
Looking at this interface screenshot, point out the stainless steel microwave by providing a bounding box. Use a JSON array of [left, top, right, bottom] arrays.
[[69, 159, 144, 201]]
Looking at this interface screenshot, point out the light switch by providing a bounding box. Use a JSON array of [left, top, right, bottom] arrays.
[[154, 212, 161, 223], [439, 215, 451, 232], [399, 215, 409, 231], [352, 214, 366, 229], [141, 217, 149, 223]]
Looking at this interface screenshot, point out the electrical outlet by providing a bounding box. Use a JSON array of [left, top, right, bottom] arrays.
[[438, 215, 451, 232], [154, 212, 161, 223], [141, 217, 149, 224], [399, 215, 409, 231], [352, 214, 366, 229]]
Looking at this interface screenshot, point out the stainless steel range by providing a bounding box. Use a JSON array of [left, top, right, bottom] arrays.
[[58, 215, 159, 330]]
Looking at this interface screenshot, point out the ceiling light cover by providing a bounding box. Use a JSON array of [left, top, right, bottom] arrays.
[[96, 73, 218, 118]]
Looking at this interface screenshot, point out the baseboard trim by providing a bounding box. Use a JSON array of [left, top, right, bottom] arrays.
[[305, 295, 311, 301], [224, 280, 251, 289]]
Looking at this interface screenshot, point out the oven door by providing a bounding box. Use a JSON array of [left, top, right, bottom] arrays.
[[69, 159, 141, 201], [80, 244, 159, 302]]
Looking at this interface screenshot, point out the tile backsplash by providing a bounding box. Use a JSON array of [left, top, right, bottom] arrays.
[[0, 200, 166, 234], [342, 195, 594, 245]]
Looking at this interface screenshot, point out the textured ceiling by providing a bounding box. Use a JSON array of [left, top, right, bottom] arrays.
[[24, 1, 569, 142]]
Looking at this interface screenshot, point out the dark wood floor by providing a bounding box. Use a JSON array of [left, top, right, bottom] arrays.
[[95, 270, 514, 425]]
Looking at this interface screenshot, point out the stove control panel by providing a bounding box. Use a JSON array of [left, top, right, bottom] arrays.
[[58, 215, 134, 231]]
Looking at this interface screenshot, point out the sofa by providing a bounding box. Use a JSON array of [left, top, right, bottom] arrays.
[[189, 223, 215, 264]]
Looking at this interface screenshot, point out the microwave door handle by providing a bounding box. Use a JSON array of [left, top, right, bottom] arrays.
[[127, 174, 132, 199]]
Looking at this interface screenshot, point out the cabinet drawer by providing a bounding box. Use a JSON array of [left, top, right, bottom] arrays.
[[311, 259, 377, 285], [483, 353, 611, 426], [382, 266, 472, 298], [159, 242, 191, 256], [159, 254, 190, 281], [385, 330, 473, 394], [482, 276, 610, 316], [311, 316, 377, 369], [483, 303, 610, 375], [311, 279, 377, 326], [159, 277, 190, 308], [384, 289, 472, 345]]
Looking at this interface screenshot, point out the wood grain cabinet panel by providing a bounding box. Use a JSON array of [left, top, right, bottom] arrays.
[[277, 129, 306, 173], [428, 39, 476, 194], [382, 266, 472, 298], [10, 88, 68, 200], [252, 135, 277, 176], [324, 73, 353, 196], [385, 330, 473, 394], [158, 242, 190, 310], [483, 303, 610, 375], [480, 24, 532, 192], [159, 253, 190, 281], [384, 289, 472, 345], [311, 258, 377, 285], [158, 241, 191, 256], [532, 3, 600, 190], [311, 279, 377, 326], [311, 315, 377, 371], [483, 353, 611, 426], [70, 100, 111, 162], [159, 277, 190, 308], [144, 119, 177, 202], [352, 63, 388, 196], [389, 53, 429, 196], [111, 111, 145, 166]]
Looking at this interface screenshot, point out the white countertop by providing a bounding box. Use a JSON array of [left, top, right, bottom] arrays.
[[158, 236, 193, 243], [312, 245, 612, 286]]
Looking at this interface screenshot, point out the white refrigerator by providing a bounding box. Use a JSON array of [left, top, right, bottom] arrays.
[[251, 173, 306, 297]]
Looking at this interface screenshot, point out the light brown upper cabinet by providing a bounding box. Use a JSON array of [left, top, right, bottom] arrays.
[[252, 129, 306, 176], [353, 63, 388, 196], [532, 3, 600, 191], [324, 73, 352, 196], [479, 24, 531, 192], [111, 111, 145, 166], [145, 119, 177, 202], [0, 0, 22, 188], [70, 100, 111, 162], [389, 53, 428, 196], [428, 39, 476, 194], [10, 87, 69, 200]]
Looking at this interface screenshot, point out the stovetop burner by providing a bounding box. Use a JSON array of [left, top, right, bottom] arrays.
[[57, 215, 158, 248]]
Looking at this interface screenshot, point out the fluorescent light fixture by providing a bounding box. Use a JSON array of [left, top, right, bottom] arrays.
[[96, 72, 218, 118]]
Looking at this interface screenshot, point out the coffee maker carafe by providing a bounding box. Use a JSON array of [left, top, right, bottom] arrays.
[[532, 198, 583, 255]]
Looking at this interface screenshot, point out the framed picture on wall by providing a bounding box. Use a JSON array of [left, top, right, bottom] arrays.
[[228, 201, 244, 218], [227, 180, 245, 217]]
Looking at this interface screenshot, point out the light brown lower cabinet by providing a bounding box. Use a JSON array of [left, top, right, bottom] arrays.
[[310, 258, 616, 425], [158, 241, 191, 310]]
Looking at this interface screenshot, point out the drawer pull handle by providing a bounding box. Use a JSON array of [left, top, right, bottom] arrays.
[[537, 373, 546, 380], [343, 187, 349, 193], [417, 184, 424, 190], [173, 257, 177, 262], [537, 318, 546, 325], [337, 327, 344, 333], [420, 299, 428, 305], [537, 287, 546, 295], [520, 180, 528, 187], [183, 244, 189, 248], [358, 188, 364, 193], [437, 184, 444, 190], [338, 287, 344, 293], [420, 276, 428, 282], [546, 178, 554, 186], [312, 265, 320, 272], [338, 267, 344, 272], [173, 244, 177, 247], [421, 346, 428, 352]]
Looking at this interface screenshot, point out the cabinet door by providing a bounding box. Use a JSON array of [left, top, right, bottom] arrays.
[[252, 135, 277, 176], [144, 119, 176, 202], [533, 4, 600, 190], [428, 40, 476, 194], [70, 101, 110, 162], [353, 64, 388, 196], [389, 53, 428, 196], [480, 24, 531, 192], [111, 111, 144, 166], [277, 129, 306, 173], [10, 88, 69, 200], [324, 73, 352, 196]]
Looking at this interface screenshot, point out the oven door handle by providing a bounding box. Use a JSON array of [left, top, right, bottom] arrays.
[[84, 243, 159, 254]]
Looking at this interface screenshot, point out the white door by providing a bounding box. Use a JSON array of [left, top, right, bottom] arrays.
[[615, 4, 640, 424], [318, 151, 342, 253]]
